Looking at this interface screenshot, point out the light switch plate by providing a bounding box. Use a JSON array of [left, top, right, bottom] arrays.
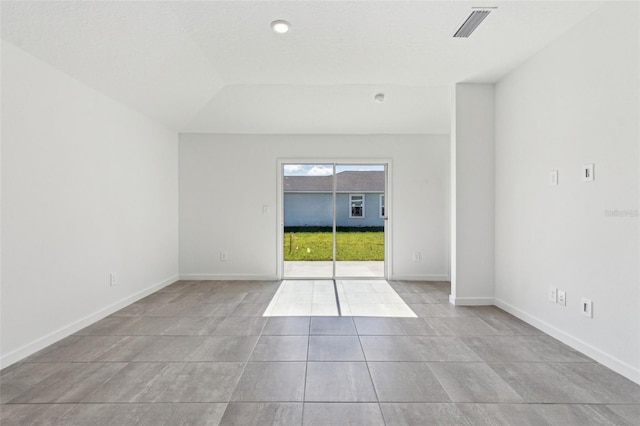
[[550, 170, 558, 186], [548, 286, 557, 303], [581, 298, 593, 318], [583, 163, 594, 182]]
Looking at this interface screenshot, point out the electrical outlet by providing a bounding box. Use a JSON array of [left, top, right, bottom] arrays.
[[557, 290, 566, 306], [581, 298, 593, 318], [109, 273, 117, 287], [220, 252, 228, 262], [548, 287, 557, 303], [413, 251, 421, 262]]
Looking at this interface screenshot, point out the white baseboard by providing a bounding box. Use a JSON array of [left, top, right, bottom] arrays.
[[180, 274, 279, 281], [449, 295, 495, 306], [494, 297, 640, 385], [0, 275, 179, 370], [389, 275, 450, 282]]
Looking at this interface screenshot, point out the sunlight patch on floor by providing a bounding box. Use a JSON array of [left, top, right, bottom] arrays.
[[263, 280, 417, 317]]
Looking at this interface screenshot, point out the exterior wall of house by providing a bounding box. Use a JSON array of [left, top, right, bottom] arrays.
[[284, 193, 332, 226], [284, 192, 384, 227]]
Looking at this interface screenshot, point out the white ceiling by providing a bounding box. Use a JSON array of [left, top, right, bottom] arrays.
[[1, 1, 603, 134]]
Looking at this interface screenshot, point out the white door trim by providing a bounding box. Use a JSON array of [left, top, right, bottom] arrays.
[[276, 159, 393, 280]]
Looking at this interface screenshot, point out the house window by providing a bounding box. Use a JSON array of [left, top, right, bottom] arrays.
[[349, 194, 364, 218], [379, 194, 385, 218]]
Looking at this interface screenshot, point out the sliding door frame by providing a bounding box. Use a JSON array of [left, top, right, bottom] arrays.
[[276, 158, 392, 280]]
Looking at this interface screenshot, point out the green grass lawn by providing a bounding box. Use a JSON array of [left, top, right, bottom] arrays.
[[284, 231, 384, 261]]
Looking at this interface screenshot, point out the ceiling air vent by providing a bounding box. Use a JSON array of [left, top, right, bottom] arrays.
[[453, 9, 491, 38]]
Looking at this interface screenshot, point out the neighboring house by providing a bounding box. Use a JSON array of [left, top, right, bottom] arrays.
[[284, 171, 385, 227]]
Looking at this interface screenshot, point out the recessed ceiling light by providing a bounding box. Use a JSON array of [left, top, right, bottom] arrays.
[[271, 20, 290, 34], [374, 93, 385, 103]]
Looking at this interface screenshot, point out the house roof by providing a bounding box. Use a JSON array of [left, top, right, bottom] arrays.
[[284, 171, 384, 193]]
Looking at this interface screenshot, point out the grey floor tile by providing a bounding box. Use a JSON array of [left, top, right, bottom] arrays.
[[202, 293, 248, 305], [368, 362, 450, 402], [149, 302, 219, 317], [82, 362, 170, 402], [396, 318, 441, 336], [412, 336, 482, 362], [457, 403, 551, 426], [409, 304, 477, 318], [162, 317, 220, 335], [230, 303, 268, 317], [534, 404, 623, 426], [112, 302, 161, 317], [127, 362, 243, 402], [396, 291, 442, 304], [9, 362, 126, 403], [489, 362, 604, 403], [429, 317, 500, 336], [380, 403, 471, 426], [85, 364, 230, 404], [75, 316, 138, 335], [308, 335, 365, 361], [461, 336, 541, 362], [0, 404, 77, 426], [95, 336, 156, 361], [241, 291, 277, 303], [170, 291, 216, 305], [263, 317, 310, 335], [7, 280, 640, 426], [0, 361, 25, 377], [208, 303, 243, 317], [138, 291, 184, 304], [57, 403, 152, 426], [152, 362, 244, 402], [303, 403, 385, 425], [220, 402, 302, 426], [137, 403, 227, 426], [25, 335, 126, 362], [354, 317, 405, 335], [189, 336, 259, 361], [359, 336, 422, 361], [129, 336, 207, 362], [462, 335, 591, 363], [212, 317, 267, 336], [310, 317, 356, 335], [1, 363, 68, 403], [232, 362, 306, 402], [550, 362, 640, 403], [219, 402, 303, 426], [305, 362, 377, 402], [428, 362, 523, 403], [120, 317, 178, 336], [250, 335, 308, 361], [470, 306, 544, 335], [598, 404, 640, 425]]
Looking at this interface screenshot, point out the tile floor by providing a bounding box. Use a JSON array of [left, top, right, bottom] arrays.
[[1, 280, 640, 425], [263, 280, 417, 317]]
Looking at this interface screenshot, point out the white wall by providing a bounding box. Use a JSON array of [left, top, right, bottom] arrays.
[[494, 2, 639, 382], [1, 41, 179, 367], [450, 84, 495, 305], [179, 134, 449, 280]]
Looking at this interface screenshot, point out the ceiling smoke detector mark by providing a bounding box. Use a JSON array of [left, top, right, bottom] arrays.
[[374, 93, 385, 103], [453, 8, 495, 38], [271, 20, 290, 34]]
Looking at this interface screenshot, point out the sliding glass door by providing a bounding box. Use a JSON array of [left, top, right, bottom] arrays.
[[282, 162, 387, 279]]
